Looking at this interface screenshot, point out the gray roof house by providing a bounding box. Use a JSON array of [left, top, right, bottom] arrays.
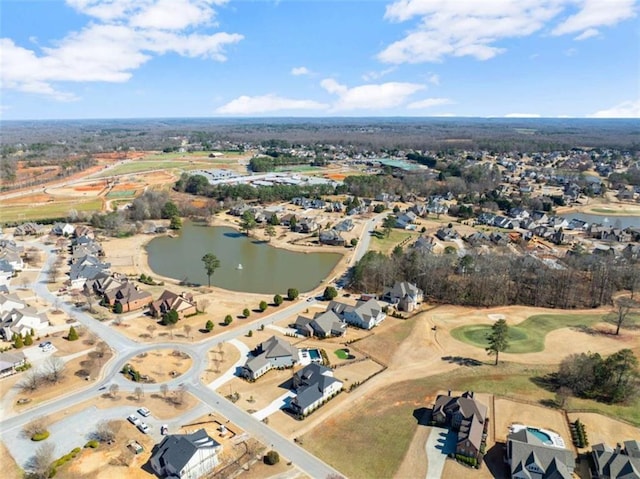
[[289, 363, 343, 416], [294, 309, 346, 338], [432, 391, 487, 460], [382, 281, 423, 312], [592, 440, 640, 479], [241, 336, 298, 380], [328, 298, 386, 330], [0, 351, 26, 377], [150, 428, 222, 479], [319, 229, 345, 246], [507, 429, 575, 479], [0, 307, 50, 340]]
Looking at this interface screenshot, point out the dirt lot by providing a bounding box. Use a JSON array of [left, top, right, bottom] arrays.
[[220, 369, 293, 413], [202, 342, 242, 384], [125, 349, 192, 384], [567, 412, 640, 452], [0, 440, 22, 479], [493, 398, 573, 447]]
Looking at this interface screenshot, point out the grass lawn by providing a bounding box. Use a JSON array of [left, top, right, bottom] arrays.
[[450, 313, 604, 353], [334, 349, 349, 359], [95, 160, 228, 177], [355, 316, 418, 365], [303, 361, 639, 478], [0, 198, 102, 222], [369, 229, 419, 255], [590, 207, 640, 215], [106, 189, 137, 198]]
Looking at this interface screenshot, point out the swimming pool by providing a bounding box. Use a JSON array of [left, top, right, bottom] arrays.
[[526, 427, 552, 445], [308, 349, 321, 360]]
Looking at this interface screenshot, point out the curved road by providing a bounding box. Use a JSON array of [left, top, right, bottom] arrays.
[[1, 242, 342, 479]]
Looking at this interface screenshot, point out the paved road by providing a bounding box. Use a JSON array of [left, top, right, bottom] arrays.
[[2, 243, 342, 478]]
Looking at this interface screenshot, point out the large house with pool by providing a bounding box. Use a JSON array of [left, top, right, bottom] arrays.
[[506, 425, 575, 479], [327, 298, 386, 330], [289, 363, 343, 416]]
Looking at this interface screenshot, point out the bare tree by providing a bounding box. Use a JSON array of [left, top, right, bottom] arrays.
[[19, 371, 42, 392], [212, 357, 220, 373], [29, 442, 55, 479], [160, 384, 169, 398], [183, 324, 192, 341], [43, 357, 66, 383], [109, 383, 119, 399], [23, 417, 48, 439], [48, 261, 60, 283], [94, 420, 115, 442], [20, 277, 30, 290], [134, 386, 143, 401], [174, 384, 187, 405], [84, 289, 95, 313], [199, 299, 210, 313], [168, 322, 176, 339], [555, 386, 572, 409], [218, 342, 225, 361], [614, 298, 637, 335], [95, 341, 110, 362], [146, 324, 157, 338]]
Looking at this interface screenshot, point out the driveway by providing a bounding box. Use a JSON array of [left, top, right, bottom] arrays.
[[425, 426, 457, 479], [252, 391, 296, 421]]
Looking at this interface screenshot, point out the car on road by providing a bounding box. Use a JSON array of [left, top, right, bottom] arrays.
[[137, 407, 151, 417], [137, 422, 150, 434], [306, 297, 314, 302], [127, 414, 141, 425]]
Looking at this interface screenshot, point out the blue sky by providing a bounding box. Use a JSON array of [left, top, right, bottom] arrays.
[[1, 0, 639, 120]]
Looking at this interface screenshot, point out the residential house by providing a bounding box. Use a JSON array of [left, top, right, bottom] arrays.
[[241, 336, 298, 380], [14, 223, 44, 236], [0, 242, 24, 271], [591, 440, 640, 479], [319, 229, 345, 246], [150, 428, 222, 479], [567, 218, 589, 231], [622, 244, 640, 262], [0, 293, 26, 314], [465, 231, 491, 246], [435, 227, 459, 241], [490, 232, 509, 246], [328, 298, 386, 330], [104, 282, 152, 312], [289, 363, 343, 416], [507, 428, 575, 479], [0, 260, 14, 286], [51, 223, 75, 236], [294, 309, 346, 338], [280, 214, 297, 227], [432, 391, 488, 461], [396, 211, 418, 229], [295, 218, 319, 234], [0, 351, 26, 377], [150, 290, 198, 320], [382, 281, 423, 312], [68, 257, 110, 289], [73, 225, 94, 239], [1, 307, 49, 340], [334, 219, 354, 232], [413, 235, 436, 254]]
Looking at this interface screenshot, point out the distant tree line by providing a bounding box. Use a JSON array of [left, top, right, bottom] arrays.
[[351, 249, 638, 309], [249, 155, 309, 172]]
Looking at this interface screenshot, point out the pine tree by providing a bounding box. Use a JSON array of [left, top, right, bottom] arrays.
[[13, 334, 24, 349], [68, 326, 79, 341], [486, 319, 509, 365]]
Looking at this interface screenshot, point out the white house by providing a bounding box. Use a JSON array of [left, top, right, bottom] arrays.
[[0, 307, 49, 340], [328, 298, 386, 330], [290, 363, 343, 416], [150, 428, 222, 479], [241, 336, 298, 380], [0, 293, 26, 314]]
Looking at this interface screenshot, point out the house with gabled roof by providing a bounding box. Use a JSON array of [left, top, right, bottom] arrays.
[[433, 391, 488, 461], [328, 298, 386, 330], [1, 307, 49, 340], [319, 229, 345, 246], [0, 293, 26, 314], [241, 336, 298, 380], [382, 281, 423, 312], [592, 440, 640, 479], [0, 351, 26, 377], [150, 428, 222, 479], [150, 290, 197, 320], [289, 363, 343, 416], [507, 428, 575, 479], [104, 282, 152, 312], [294, 309, 346, 338]]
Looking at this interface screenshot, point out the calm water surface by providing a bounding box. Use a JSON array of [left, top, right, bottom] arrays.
[[559, 212, 640, 229], [146, 221, 342, 294]]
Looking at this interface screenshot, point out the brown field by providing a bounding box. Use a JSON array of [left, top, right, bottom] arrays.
[[74, 183, 105, 192], [0, 441, 22, 479], [567, 412, 640, 452], [125, 349, 193, 384], [202, 342, 242, 384], [221, 369, 293, 413], [1, 193, 54, 204]]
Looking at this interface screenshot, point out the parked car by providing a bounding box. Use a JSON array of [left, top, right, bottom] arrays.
[[39, 341, 52, 348], [137, 407, 151, 417], [127, 414, 141, 425], [137, 423, 150, 434], [161, 424, 169, 435]]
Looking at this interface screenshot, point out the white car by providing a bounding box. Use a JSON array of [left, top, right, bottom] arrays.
[[137, 407, 151, 417], [127, 414, 141, 425], [137, 422, 150, 434]]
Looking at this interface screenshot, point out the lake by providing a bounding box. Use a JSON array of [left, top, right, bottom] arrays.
[[146, 221, 342, 294], [559, 212, 640, 229]]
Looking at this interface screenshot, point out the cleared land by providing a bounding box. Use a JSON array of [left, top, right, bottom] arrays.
[[0, 198, 103, 222]]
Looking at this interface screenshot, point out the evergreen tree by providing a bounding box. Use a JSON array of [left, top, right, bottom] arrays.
[[13, 334, 24, 349], [486, 319, 509, 365], [68, 326, 79, 341]]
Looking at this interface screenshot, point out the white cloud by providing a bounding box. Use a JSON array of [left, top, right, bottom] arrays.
[[407, 97, 453, 109], [321, 78, 424, 110], [215, 94, 328, 115], [362, 67, 396, 81], [291, 66, 311, 76], [504, 113, 542, 118], [426, 73, 440, 86], [379, 0, 637, 64], [1, 0, 241, 100], [574, 28, 600, 40], [552, 0, 636, 36], [590, 99, 640, 118]]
